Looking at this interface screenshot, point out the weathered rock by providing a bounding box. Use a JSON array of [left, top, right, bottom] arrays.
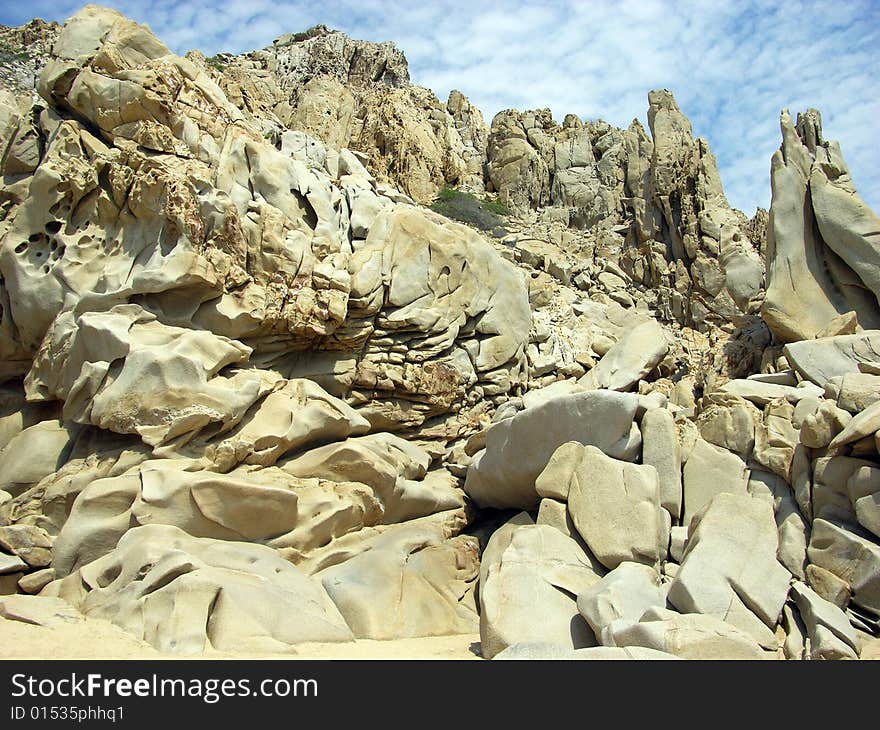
[[0, 594, 81, 627], [782, 603, 807, 660], [0, 552, 27, 575], [317, 519, 479, 639], [670, 493, 791, 647], [17, 568, 55, 595], [479, 523, 603, 659], [800, 400, 852, 449], [785, 333, 880, 386], [791, 581, 860, 659], [0, 524, 53, 568], [45, 524, 354, 653], [536, 498, 582, 543], [762, 109, 880, 342], [829, 400, 880, 450], [808, 518, 880, 615], [567, 446, 670, 569], [464, 391, 640, 510], [493, 642, 678, 660], [576, 562, 669, 645], [696, 393, 758, 460], [608, 606, 769, 659], [719, 379, 824, 407], [641, 408, 683, 521], [681, 438, 748, 525], [583, 319, 669, 391], [753, 399, 799, 480], [748, 470, 808, 579], [0, 420, 80, 497], [836, 372, 880, 413], [806, 564, 852, 609]]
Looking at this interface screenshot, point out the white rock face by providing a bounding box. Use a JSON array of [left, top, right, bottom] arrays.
[[576, 562, 669, 645], [2, 6, 880, 662], [681, 438, 749, 525], [762, 109, 880, 342], [608, 607, 769, 659], [479, 523, 603, 659], [669, 493, 791, 647], [464, 391, 640, 510], [45, 524, 354, 653], [566, 446, 670, 569]]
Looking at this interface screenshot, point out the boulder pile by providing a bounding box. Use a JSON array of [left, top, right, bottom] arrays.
[[0, 6, 877, 660]]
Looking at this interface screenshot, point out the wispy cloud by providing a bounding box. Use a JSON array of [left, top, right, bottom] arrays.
[[4, 0, 878, 215]]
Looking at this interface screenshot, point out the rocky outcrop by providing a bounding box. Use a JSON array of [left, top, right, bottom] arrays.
[[1, 6, 880, 662], [0, 6, 526, 651], [0, 19, 60, 98], [483, 91, 766, 336], [202, 25, 488, 204], [762, 109, 880, 342]]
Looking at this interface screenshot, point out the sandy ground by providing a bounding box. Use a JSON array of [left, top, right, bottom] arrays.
[[0, 615, 482, 660], [2, 612, 876, 661]]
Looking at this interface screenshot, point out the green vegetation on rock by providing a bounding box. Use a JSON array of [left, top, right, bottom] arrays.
[[430, 186, 508, 234]]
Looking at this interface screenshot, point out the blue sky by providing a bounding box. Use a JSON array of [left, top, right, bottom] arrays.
[[3, 0, 878, 216]]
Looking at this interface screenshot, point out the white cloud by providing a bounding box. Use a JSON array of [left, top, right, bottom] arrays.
[[5, 0, 878, 215]]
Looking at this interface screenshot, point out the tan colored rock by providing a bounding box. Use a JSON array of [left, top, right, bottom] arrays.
[[493, 642, 678, 660], [785, 332, 880, 386], [608, 606, 769, 660], [18, 568, 56, 595], [791, 581, 860, 660], [0, 525, 52, 568], [762, 109, 880, 342], [681, 437, 748, 525], [317, 519, 479, 640], [808, 518, 880, 615], [576, 562, 668, 645], [479, 523, 602, 659], [583, 319, 669, 391], [753, 399, 799, 480], [696, 393, 758, 459], [669, 493, 791, 648], [805, 564, 851, 609], [0, 420, 80, 497], [464, 390, 640, 510], [829, 399, 880, 450], [641, 408, 683, 521], [567, 446, 670, 569], [748, 470, 808, 579], [800, 400, 852, 448], [46, 523, 354, 653]]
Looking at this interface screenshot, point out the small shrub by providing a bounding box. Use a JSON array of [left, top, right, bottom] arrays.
[[430, 186, 508, 233], [205, 55, 226, 72]]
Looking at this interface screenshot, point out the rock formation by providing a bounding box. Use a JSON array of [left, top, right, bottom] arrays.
[[0, 5, 879, 661]]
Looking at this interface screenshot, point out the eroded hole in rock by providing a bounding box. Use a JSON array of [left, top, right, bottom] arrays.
[[28, 232, 42, 243], [45, 221, 62, 234], [14, 242, 27, 254], [439, 265, 451, 276]]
